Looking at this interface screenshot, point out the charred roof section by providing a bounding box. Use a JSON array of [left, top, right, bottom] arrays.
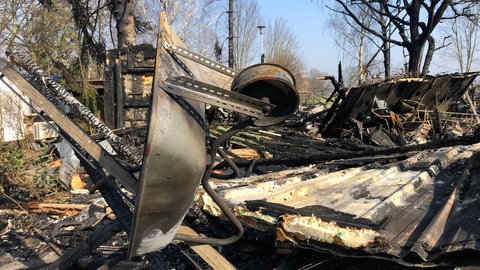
[[321, 73, 479, 140]]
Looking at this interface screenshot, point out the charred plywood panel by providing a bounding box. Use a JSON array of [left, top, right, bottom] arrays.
[[323, 73, 479, 137], [204, 143, 480, 265]]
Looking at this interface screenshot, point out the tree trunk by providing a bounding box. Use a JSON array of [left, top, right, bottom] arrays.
[[383, 41, 390, 80], [358, 28, 365, 85], [407, 1, 423, 77], [421, 36, 435, 77], [380, 6, 390, 81], [228, 0, 234, 68], [407, 41, 425, 77], [115, 0, 136, 48]]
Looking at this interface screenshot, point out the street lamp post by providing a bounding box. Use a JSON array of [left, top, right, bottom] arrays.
[[257, 25, 265, 63]]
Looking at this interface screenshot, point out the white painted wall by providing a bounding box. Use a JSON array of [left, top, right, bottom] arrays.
[[0, 79, 32, 142]]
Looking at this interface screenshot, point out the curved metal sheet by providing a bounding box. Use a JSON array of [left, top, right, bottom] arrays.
[[128, 87, 206, 258], [128, 12, 208, 258]]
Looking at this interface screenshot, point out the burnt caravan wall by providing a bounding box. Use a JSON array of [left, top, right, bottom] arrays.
[[104, 44, 156, 130]]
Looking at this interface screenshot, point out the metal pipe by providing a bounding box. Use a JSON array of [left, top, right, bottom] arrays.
[[210, 147, 240, 179], [174, 119, 253, 245], [257, 25, 266, 63]]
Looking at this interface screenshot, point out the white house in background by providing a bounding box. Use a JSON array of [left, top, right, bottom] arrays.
[[0, 79, 31, 142], [0, 76, 58, 143]]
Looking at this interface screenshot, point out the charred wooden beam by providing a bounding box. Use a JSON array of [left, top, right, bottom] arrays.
[[45, 220, 123, 270], [177, 226, 236, 270], [216, 134, 480, 168]]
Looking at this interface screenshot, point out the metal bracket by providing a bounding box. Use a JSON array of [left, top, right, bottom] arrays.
[[163, 42, 237, 77], [162, 76, 275, 119]]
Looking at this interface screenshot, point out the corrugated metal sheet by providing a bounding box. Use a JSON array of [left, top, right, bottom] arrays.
[[204, 143, 480, 266]]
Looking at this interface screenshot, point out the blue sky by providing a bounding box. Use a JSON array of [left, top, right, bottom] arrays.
[[256, 0, 469, 76], [257, 0, 340, 75]]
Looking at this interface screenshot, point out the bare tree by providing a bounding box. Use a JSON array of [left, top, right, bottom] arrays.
[[138, 0, 222, 59], [303, 68, 328, 96], [264, 18, 305, 78], [0, 1, 38, 52], [441, 5, 480, 123], [448, 5, 480, 73], [326, 0, 477, 77], [0, 1, 83, 76], [233, 0, 262, 69], [379, 3, 391, 80], [328, 3, 377, 85]]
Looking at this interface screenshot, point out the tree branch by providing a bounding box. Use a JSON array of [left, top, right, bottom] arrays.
[[330, 1, 405, 47]]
